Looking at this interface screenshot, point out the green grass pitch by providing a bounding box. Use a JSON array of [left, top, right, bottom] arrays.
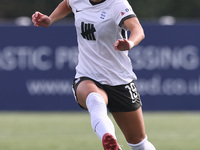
[[0, 112, 199, 150]]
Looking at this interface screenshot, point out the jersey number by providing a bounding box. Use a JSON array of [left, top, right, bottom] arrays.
[[125, 83, 138, 103]]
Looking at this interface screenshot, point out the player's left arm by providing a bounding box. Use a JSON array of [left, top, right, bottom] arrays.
[[114, 17, 145, 51]]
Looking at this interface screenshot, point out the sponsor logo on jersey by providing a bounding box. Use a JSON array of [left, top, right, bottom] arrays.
[[81, 22, 96, 41], [121, 12, 125, 16], [76, 9, 83, 13], [121, 8, 130, 16]]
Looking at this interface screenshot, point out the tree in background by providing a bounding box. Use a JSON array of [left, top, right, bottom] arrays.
[[131, 0, 200, 19], [0, 0, 60, 18], [0, 0, 200, 19]]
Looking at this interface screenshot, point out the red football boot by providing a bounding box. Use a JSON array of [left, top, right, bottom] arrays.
[[102, 133, 122, 150]]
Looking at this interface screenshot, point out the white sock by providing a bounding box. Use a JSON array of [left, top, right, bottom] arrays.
[[86, 92, 116, 141], [128, 136, 156, 150]]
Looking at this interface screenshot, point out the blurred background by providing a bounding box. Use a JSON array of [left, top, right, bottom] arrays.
[[1, 0, 200, 25], [1, 0, 200, 24], [0, 1, 200, 150], [0, 0, 199, 111]]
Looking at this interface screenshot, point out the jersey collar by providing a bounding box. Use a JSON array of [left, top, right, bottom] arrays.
[[89, 0, 106, 5]]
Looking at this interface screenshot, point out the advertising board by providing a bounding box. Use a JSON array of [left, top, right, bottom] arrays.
[[0, 24, 199, 111]]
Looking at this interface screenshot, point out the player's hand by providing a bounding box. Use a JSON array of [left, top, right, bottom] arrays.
[[113, 39, 134, 51], [32, 11, 51, 27]]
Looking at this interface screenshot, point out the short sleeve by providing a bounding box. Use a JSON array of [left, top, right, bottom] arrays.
[[112, 0, 136, 27]]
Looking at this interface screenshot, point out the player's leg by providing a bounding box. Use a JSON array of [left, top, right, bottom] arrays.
[[75, 79, 108, 109], [75, 79, 121, 149], [112, 107, 145, 144], [112, 107, 156, 150]]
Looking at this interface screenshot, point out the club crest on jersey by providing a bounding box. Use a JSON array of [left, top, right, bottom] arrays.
[[81, 22, 96, 41], [100, 11, 106, 19]]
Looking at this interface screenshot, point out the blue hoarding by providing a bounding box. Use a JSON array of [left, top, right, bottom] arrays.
[[0, 24, 199, 111], [132, 25, 200, 110]]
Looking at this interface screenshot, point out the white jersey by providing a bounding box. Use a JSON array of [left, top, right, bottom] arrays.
[[69, 0, 137, 85]]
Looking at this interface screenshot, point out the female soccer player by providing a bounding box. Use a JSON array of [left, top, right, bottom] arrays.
[[32, 0, 156, 150]]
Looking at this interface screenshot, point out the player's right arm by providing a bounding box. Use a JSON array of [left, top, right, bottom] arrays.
[[32, 0, 71, 27]]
